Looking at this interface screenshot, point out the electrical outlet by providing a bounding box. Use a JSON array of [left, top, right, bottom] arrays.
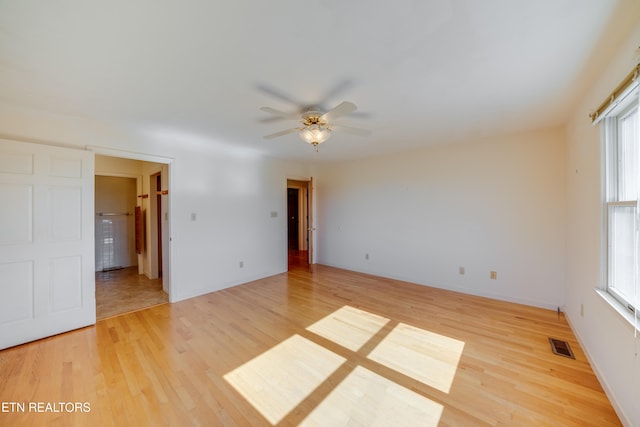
[[490, 271, 497, 280], [459, 267, 465, 275], [239, 261, 244, 268], [365, 253, 370, 260], [190, 212, 197, 221], [580, 303, 584, 317]]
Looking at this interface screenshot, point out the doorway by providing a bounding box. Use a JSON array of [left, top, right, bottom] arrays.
[[287, 188, 299, 250], [287, 179, 312, 269], [92, 152, 172, 319]]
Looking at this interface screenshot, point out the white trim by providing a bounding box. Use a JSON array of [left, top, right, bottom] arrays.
[[86, 145, 175, 164], [284, 175, 314, 269], [600, 94, 639, 330], [286, 175, 311, 181], [595, 288, 640, 333]]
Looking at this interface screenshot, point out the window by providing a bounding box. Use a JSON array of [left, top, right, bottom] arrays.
[[603, 94, 639, 316]]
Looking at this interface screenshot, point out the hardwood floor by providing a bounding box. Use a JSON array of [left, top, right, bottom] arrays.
[[96, 267, 168, 320], [0, 265, 620, 426], [288, 249, 309, 269]]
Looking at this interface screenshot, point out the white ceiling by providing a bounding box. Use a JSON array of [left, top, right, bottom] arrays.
[[0, 1, 627, 161]]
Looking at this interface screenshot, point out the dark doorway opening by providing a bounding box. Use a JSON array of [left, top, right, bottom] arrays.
[[288, 188, 299, 250], [287, 180, 311, 269]]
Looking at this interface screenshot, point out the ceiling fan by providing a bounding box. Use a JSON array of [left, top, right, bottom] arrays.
[[261, 101, 370, 151]]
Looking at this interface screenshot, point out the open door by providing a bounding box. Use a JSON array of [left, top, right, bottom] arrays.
[[0, 139, 95, 349]]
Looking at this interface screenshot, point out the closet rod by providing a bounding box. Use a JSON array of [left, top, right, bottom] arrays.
[[96, 212, 131, 216]]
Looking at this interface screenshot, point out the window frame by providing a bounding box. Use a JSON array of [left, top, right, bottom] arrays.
[[602, 93, 639, 316]]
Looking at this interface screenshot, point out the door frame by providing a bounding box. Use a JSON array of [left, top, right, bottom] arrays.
[[148, 170, 162, 281], [287, 187, 301, 250], [286, 176, 314, 267], [87, 146, 174, 301]]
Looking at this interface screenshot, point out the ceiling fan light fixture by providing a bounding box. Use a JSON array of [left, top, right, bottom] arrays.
[[299, 124, 331, 146], [262, 101, 368, 152]]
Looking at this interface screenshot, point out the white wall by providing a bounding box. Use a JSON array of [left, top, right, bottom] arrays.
[[564, 20, 640, 427], [314, 128, 567, 310], [167, 150, 310, 301], [0, 107, 311, 304]]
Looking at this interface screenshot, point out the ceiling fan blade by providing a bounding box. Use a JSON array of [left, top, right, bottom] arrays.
[[263, 128, 301, 139], [321, 101, 357, 122], [313, 79, 355, 110], [259, 116, 289, 123], [256, 84, 305, 108], [331, 124, 371, 137], [260, 107, 300, 119]]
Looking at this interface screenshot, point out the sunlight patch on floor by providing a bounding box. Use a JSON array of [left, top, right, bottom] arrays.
[[300, 365, 443, 427], [367, 322, 465, 393], [225, 307, 465, 424], [306, 305, 390, 351], [223, 334, 345, 425]]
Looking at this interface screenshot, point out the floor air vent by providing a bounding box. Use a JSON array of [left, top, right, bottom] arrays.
[[549, 338, 575, 359]]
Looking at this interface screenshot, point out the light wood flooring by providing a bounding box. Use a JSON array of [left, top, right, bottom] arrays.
[[0, 264, 620, 426], [288, 249, 309, 269], [96, 267, 169, 320]]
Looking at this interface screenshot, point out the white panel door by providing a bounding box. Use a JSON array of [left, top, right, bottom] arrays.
[[0, 139, 95, 350]]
